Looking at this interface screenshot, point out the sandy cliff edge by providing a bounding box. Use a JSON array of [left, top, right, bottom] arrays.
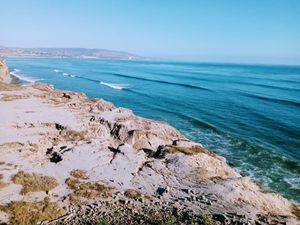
[[0, 59, 12, 83], [0, 61, 299, 225]]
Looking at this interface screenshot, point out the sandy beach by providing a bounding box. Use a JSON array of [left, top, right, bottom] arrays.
[[0, 60, 299, 225]]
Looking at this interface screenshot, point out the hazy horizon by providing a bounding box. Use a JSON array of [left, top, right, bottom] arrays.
[[1, 0, 300, 64]]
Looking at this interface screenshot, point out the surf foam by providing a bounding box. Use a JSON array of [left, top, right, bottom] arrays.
[[100, 81, 128, 90], [10, 69, 42, 83]]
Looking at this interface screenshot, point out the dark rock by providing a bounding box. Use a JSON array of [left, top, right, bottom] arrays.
[[172, 139, 179, 145], [62, 93, 71, 99], [171, 207, 178, 216], [128, 130, 135, 135], [110, 123, 123, 139], [156, 187, 167, 196], [108, 146, 121, 154], [181, 188, 189, 194], [153, 145, 167, 159], [46, 147, 53, 155], [60, 148, 72, 154], [50, 152, 63, 163], [255, 221, 268, 225], [119, 199, 126, 204], [142, 148, 156, 157], [213, 214, 228, 223], [55, 123, 65, 131]]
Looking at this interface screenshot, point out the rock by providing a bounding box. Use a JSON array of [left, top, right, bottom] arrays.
[[108, 146, 121, 154], [49, 152, 63, 163], [55, 123, 65, 131], [62, 93, 71, 99], [156, 187, 168, 196], [181, 188, 189, 194], [46, 147, 53, 154], [153, 145, 167, 158], [213, 214, 228, 223]]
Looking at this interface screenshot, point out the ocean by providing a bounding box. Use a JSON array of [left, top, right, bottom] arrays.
[[6, 58, 300, 203]]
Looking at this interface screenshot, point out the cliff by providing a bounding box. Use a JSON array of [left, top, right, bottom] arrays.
[[0, 59, 11, 83], [0, 63, 299, 224]]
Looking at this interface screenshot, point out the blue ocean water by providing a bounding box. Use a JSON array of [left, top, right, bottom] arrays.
[[6, 58, 300, 203]]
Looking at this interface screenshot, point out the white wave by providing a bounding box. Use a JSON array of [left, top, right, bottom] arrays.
[[284, 177, 300, 189], [100, 81, 128, 90], [54, 69, 61, 73], [10, 69, 42, 83], [62, 72, 75, 78]]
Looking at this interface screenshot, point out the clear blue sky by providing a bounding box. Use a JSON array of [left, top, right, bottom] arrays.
[[1, 0, 300, 64]]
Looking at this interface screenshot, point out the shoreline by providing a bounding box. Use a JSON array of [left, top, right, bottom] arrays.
[[9, 73, 22, 84], [0, 60, 300, 224]]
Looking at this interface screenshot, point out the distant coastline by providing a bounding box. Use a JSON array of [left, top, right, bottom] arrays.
[[0, 46, 145, 60]]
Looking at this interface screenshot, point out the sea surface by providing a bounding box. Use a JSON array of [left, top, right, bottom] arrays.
[[6, 58, 300, 203]]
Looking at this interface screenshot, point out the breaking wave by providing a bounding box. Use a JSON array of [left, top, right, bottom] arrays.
[[100, 81, 128, 90], [10, 69, 42, 83]]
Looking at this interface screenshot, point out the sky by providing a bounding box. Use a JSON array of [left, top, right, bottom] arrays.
[[1, 0, 300, 64]]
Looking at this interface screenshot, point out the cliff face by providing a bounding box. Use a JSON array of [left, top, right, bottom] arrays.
[[0, 60, 11, 83], [0, 81, 299, 224]]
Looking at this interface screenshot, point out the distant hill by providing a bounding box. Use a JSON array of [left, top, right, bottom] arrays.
[[0, 46, 144, 60]]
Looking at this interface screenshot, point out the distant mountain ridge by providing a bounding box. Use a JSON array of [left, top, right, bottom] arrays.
[[0, 46, 143, 60]]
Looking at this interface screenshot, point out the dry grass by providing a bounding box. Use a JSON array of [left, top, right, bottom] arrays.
[[124, 189, 143, 200], [0, 83, 23, 91], [28, 142, 39, 152], [1, 94, 30, 101], [0, 173, 8, 189], [291, 204, 300, 220], [0, 142, 24, 150], [32, 83, 54, 91], [70, 169, 89, 179], [66, 177, 112, 200], [0, 142, 38, 153], [166, 145, 216, 157], [63, 129, 86, 142], [0, 197, 65, 225], [12, 171, 58, 195]]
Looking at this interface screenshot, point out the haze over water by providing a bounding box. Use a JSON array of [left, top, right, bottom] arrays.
[[7, 57, 300, 203]]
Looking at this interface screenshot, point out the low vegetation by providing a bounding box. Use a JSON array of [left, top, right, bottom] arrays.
[[0, 83, 23, 91], [0, 197, 65, 225], [66, 177, 112, 200], [63, 129, 86, 142], [96, 221, 110, 225], [124, 189, 143, 200], [201, 208, 214, 225], [291, 204, 300, 220], [0, 173, 8, 189], [70, 169, 89, 179], [166, 145, 216, 157], [12, 171, 58, 194]]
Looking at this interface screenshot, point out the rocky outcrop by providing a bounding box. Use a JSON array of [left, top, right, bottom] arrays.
[[0, 60, 11, 83], [0, 82, 299, 225]]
